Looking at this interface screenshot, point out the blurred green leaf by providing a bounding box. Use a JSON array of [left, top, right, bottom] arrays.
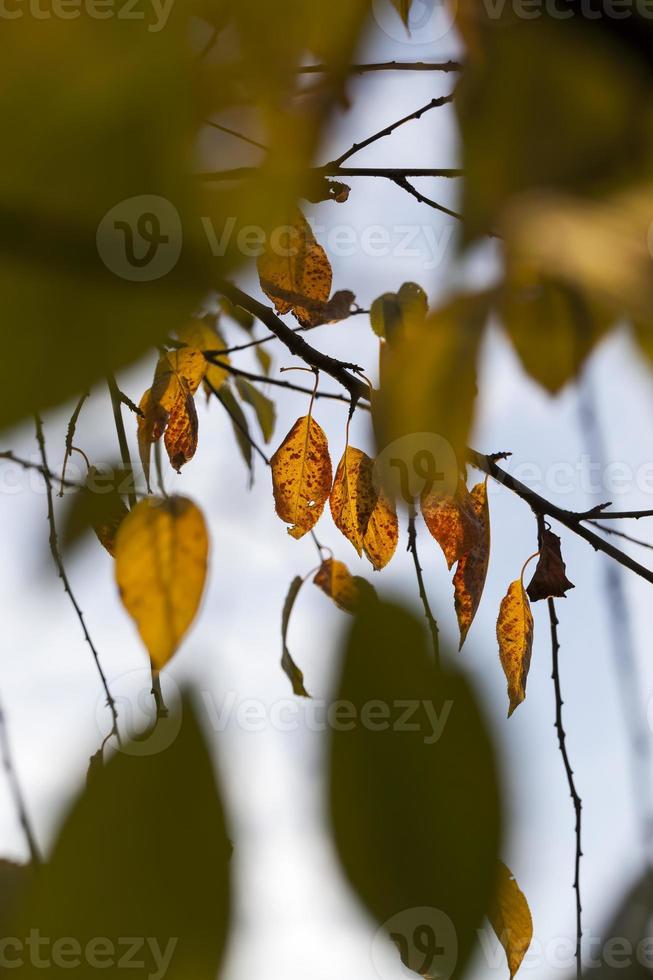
[[370, 282, 428, 342], [10, 696, 231, 980], [329, 599, 501, 980], [61, 466, 131, 557], [235, 378, 276, 443]]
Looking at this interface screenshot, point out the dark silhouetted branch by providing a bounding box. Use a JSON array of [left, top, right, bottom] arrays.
[[407, 505, 440, 666], [0, 697, 41, 865]]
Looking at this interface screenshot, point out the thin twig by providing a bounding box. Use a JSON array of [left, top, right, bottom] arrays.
[[0, 451, 83, 492], [0, 697, 41, 865], [332, 94, 454, 167], [107, 374, 137, 510], [297, 60, 462, 74], [586, 521, 653, 552], [203, 119, 269, 151], [199, 166, 463, 182], [59, 392, 89, 496], [547, 595, 582, 979], [407, 505, 440, 666], [34, 415, 121, 748], [390, 175, 464, 221]]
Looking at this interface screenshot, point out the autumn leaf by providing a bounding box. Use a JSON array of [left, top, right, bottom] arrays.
[[454, 479, 491, 649], [177, 317, 231, 393], [271, 415, 332, 539], [137, 348, 206, 485], [61, 466, 129, 558], [114, 496, 209, 669], [330, 448, 377, 556], [362, 488, 399, 571], [526, 529, 575, 602], [313, 559, 375, 613], [281, 576, 310, 698], [370, 282, 428, 341], [390, 0, 412, 26], [421, 479, 482, 571], [257, 209, 333, 327], [488, 861, 533, 979], [497, 573, 534, 717]]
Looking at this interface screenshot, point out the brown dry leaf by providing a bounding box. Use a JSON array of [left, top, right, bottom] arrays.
[[114, 495, 209, 670], [488, 861, 533, 979], [271, 415, 332, 539], [363, 488, 399, 571], [330, 447, 377, 556], [421, 479, 482, 570], [177, 318, 231, 393], [137, 349, 206, 485], [313, 559, 374, 613], [526, 529, 575, 602], [454, 479, 491, 649], [257, 209, 333, 327], [497, 577, 534, 717]]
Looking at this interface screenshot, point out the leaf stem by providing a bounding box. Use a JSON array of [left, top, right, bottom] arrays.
[[407, 505, 440, 666], [107, 374, 137, 510]]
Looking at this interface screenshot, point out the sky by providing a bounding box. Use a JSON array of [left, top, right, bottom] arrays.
[[1, 3, 653, 979]]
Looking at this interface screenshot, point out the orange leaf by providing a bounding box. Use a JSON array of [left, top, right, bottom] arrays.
[[257, 209, 333, 327], [454, 479, 491, 648], [362, 488, 399, 570], [330, 447, 377, 556], [421, 479, 482, 570], [489, 861, 533, 979], [497, 578, 534, 717], [313, 559, 374, 613], [271, 415, 332, 539]]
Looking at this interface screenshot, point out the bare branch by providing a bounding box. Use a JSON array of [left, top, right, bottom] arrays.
[[390, 174, 463, 221], [107, 374, 137, 510], [297, 60, 462, 74], [199, 166, 463, 182], [407, 505, 440, 666], [332, 94, 454, 167], [0, 696, 41, 865]]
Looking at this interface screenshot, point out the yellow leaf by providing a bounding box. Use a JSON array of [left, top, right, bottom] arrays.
[[114, 496, 209, 669], [421, 479, 482, 571], [330, 447, 378, 556], [177, 319, 231, 392], [497, 578, 534, 717], [257, 209, 332, 327], [271, 415, 332, 539], [313, 559, 373, 613], [488, 861, 533, 979], [454, 479, 491, 649], [362, 488, 399, 571]]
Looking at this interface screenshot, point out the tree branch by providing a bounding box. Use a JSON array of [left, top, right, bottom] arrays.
[[332, 94, 454, 167], [390, 174, 463, 221], [547, 594, 582, 979], [0, 696, 41, 865], [34, 416, 121, 748], [199, 166, 463, 182], [407, 505, 440, 666], [107, 374, 137, 510], [297, 60, 462, 74]]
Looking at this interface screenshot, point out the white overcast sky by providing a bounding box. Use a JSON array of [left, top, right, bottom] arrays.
[[1, 3, 653, 979]]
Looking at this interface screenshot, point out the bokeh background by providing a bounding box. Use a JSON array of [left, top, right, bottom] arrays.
[[1, 3, 652, 977]]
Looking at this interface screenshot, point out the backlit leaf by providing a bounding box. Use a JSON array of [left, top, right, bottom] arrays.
[[281, 576, 310, 698], [257, 209, 333, 327], [330, 600, 501, 980], [177, 318, 231, 393], [526, 529, 575, 602], [313, 559, 374, 613], [330, 448, 377, 556], [271, 415, 332, 540], [115, 496, 209, 669], [62, 466, 130, 558], [390, 0, 413, 27], [362, 488, 399, 571], [421, 479, 482, 571], [454, 479, 491, 649], [235, 378, 276, 443], [488, 861, 533, 980], [370, 282, 428, 341], [497, 578, 534, 717], [9, 696, 231, 980]]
